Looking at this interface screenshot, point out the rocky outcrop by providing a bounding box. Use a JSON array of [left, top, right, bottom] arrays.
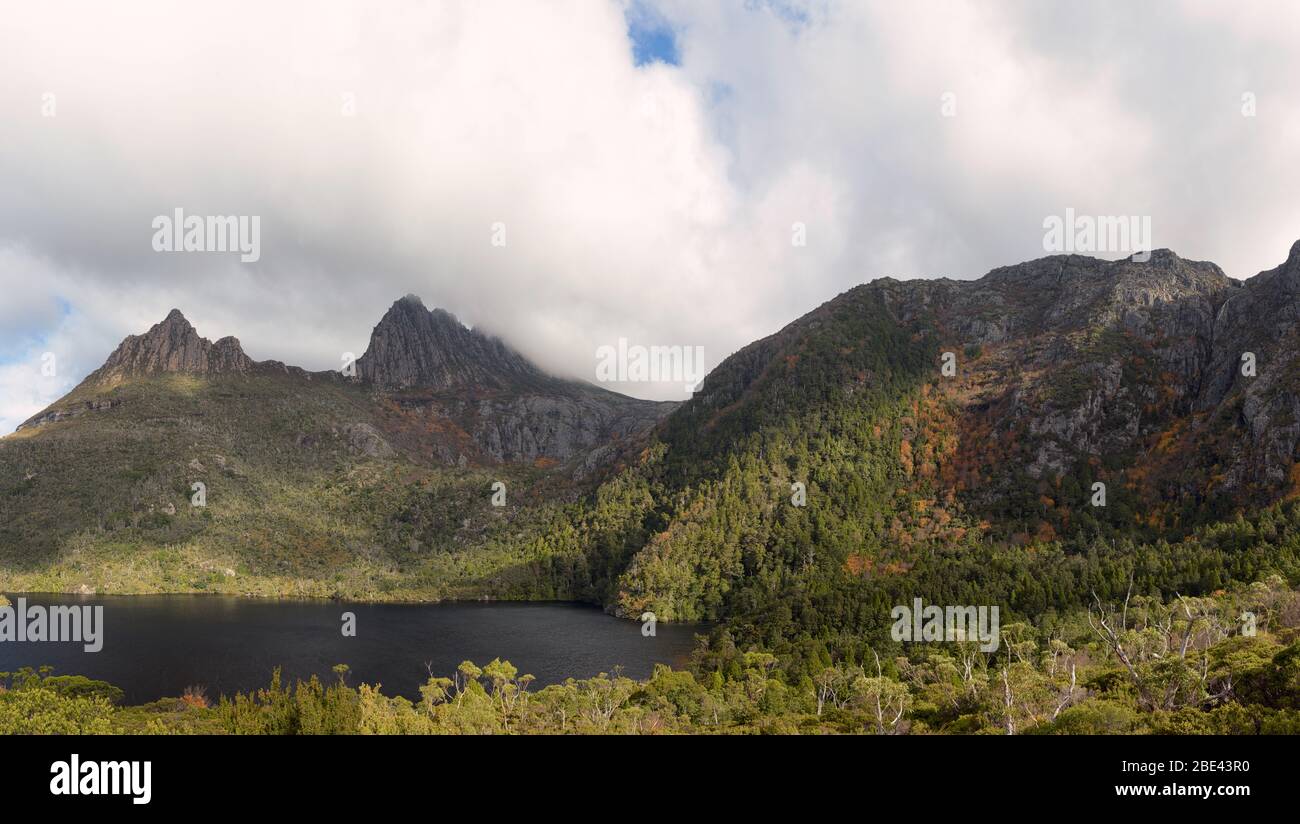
[[356, 296, 546, 391], [339, 422, 394, 459], [16, 398, 119, 431], [890, 251, 1238, 479], [355, 295, 677, 465], [454, 390, 674, 464], [90, 309, 252, 383], [12, 244, 1300, 535], [872, 244, 1300, 501], [1190, 240, 1300, 489]]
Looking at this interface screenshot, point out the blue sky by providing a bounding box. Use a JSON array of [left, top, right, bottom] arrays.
[[0, 297, 72, 364], [626, 1, 680, 66]]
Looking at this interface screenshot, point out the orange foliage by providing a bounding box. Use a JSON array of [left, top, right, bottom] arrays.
[[180, 685, 210, 709], [1034, 520, 1057, 542], [845, 553, 869, 576], [1287, 462, 1300, 500]]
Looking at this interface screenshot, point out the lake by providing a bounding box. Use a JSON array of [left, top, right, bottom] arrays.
[[0, 594, 701, 703]]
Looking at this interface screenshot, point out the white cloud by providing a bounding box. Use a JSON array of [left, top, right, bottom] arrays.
[[2, 0, 1300, 434]]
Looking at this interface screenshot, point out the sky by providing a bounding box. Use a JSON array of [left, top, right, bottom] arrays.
[[2, 0, 1299, 433]]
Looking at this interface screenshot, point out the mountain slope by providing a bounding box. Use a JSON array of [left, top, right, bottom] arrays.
[[0, 299, 672, 598], [556, 243, 1300, 631]]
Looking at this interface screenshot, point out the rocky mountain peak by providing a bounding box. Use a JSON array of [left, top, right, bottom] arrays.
[[91, 309, 252, 383], [355, 296, 548, 391], [1273, 238, 1300, 285], [1217, 237, 1300, 298], [873, 250, 1236, 350]]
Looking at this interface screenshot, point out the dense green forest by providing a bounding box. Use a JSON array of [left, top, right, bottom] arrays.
[[488, 285, 1300, 670]]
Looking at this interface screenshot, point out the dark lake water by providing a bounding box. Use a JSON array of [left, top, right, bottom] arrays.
[[0, 594, 701, 703]]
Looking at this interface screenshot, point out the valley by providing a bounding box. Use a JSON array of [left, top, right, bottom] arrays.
[[4, 243, 1300, 735]]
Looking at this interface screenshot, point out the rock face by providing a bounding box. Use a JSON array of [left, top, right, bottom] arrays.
[[16, 399, 119, 431], [356, 296, 545, 391], [355, 295, 677, 464], [1194, 240, 1300, 489], [936, 243, 1300, 503], [90, 309, 252, 383], [686, 241, 1300, 526], [433, 390, 674, 464], [864, 250, 1240, 480], [339, 422, 394, 459]]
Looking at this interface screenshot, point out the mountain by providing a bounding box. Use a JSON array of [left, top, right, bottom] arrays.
[[92, 308, 255, 382], [4, 244, 1300, 631], [353, 295, 676, 465], [356, 295, 545, 391], [870, 243, 1300, 521], [18, 297, 675, 465], [18, 309, 270, 430], [0, 297, 673, 598], [579, 242, 1300, 627]]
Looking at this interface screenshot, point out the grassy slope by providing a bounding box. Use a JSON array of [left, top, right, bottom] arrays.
[[0, 372, 589, 600]]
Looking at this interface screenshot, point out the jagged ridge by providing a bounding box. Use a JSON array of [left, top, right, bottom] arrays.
[[356, 295, 550, 392], [15, 296, 677, 466], [91, 309, 253, 383]]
